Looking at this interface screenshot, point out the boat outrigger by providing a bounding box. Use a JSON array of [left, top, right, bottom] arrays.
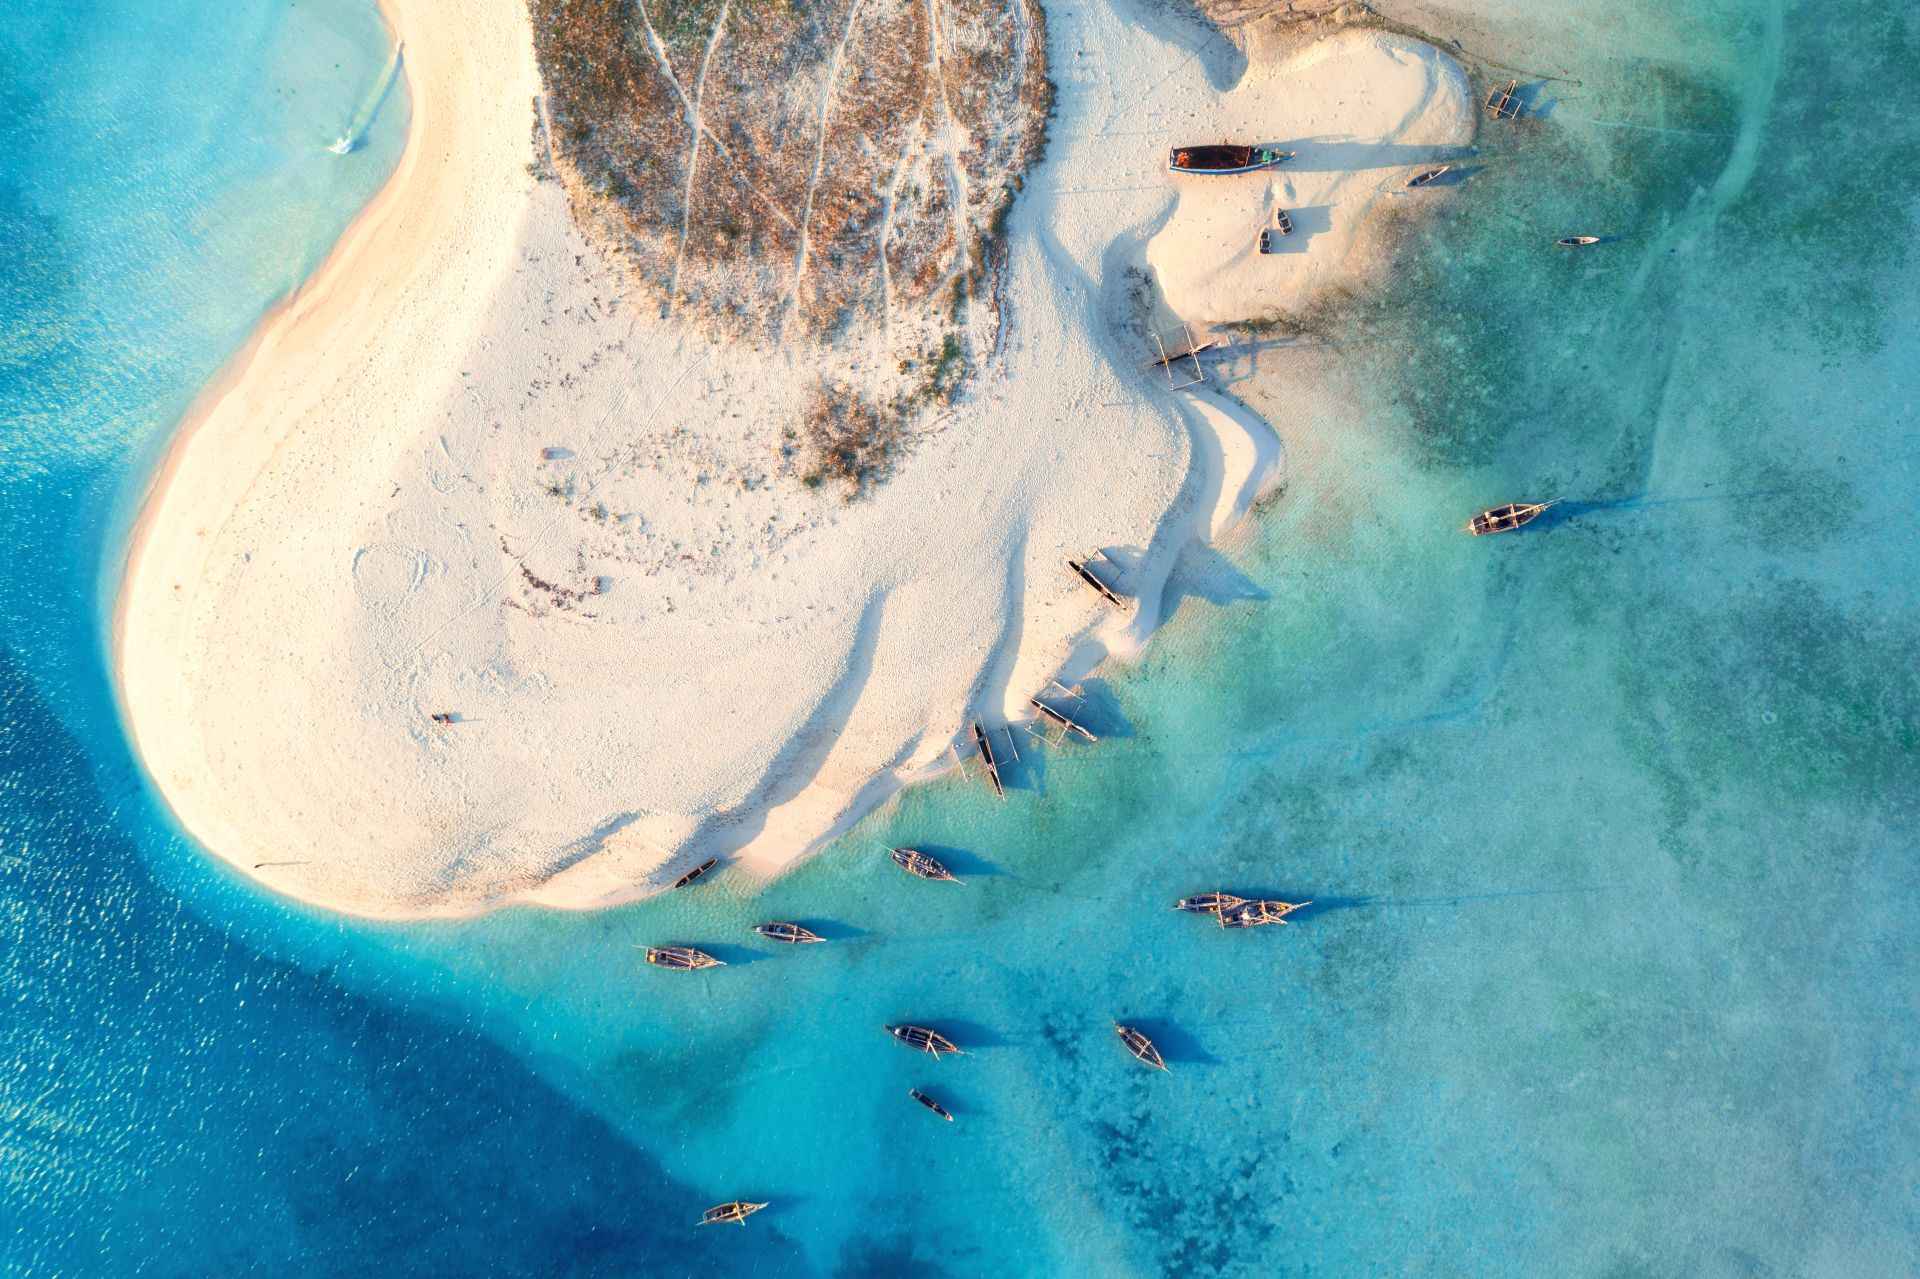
[[1217, 899, 1312, 929], [753, 921, 825, 944], [1169, 143, 1293, 175], [891, 847, 960, 883], [1465, 500, 1557, 536], [1485, 79, 1522, 120], [672, 857, 718, 890], [887, 1024, 963, 1058], [699, 1201, 768, 1227], [1174, 891, 1248, 915], [645, 945, 725, 970], [909, 1088, 955, 1122], [972, 721, 1005, 800], [1406, 165, 1451, 188], [1115, 1024, 1169, 1071], [1556, 236, 1601, 247], [1030, 696, 1098, 744]]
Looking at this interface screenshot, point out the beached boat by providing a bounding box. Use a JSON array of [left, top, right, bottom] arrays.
[[1030, 697, 1098, 744], [698, 1201, 768, 1227], [1168, 144, 1293, 175], [1217, 899, 1312, 928], [1115, 1024, 1169, 1071], [753, 921, 825, 944], [672, 857, 718, 890], [972, 721, 1005, 799], [1174, 891, 1248, 915], [909, 1088, 956, 1121], [1485, 79, 1522, 120], [887, 1024, 963, 1058], [1274, 208, 1294, 235], [1465, 500, 1557, 536], [1067, 557, 1127, 609], [1406, 165, 1451, 188], [890, 847, 961, 883], [645, 945, 725, 970], [1556, 236, 1601, 247]]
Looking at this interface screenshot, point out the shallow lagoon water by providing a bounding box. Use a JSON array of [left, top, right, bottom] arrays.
[[3, 0, 1917, 1275]]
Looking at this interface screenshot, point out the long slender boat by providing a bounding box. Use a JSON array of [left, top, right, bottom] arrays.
[[698, 1201, 768, 1227], [1217, 899, 1312, 929], [1115, 1024, 1169, 1072], [887, 1024, 963, 1058], [972, 721, 1005, 799], [890, 847, 961, 883], [1067, 557, 1127, 609], [753, 921, 825, 944], [1555, 236, 1601, 247], [1465, 499, 1557, 536], [644, 945, 726, 970], [909, 1088, 956, 1122], [672, 857, 718, 890], [1168, 143, 1293, 175], [1030, 697, 1098, 743], [1406, 164, 1451, 187], [1174, 891, 1248, 915]]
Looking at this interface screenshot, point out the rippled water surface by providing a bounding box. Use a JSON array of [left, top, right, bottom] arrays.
[[3, 0, 1916, 1275]]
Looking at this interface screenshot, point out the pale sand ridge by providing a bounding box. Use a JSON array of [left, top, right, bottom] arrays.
[[116, 1, 1470, 918]]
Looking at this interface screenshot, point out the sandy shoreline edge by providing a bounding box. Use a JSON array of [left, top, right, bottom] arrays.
[[114, 0, 1469, 920]]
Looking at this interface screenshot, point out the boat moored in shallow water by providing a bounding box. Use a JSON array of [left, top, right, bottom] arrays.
[[891, 846, 961, 883], [1175, 891, 1248, 915], [1169, 143, 1293, 175], [1466, 500, 1557, 535], [1115, 1024, 1169, 1071], [909, 1088, 956, 1121], [645, 945, 725, 970], [888, 1024, 963, 1058], [1406, 164, 1451, 188], [699, 1201, 768, 1227], [1218, 899, 1312, 928], [1556, 236, 1601, 247], [753, 921, 824, 944]]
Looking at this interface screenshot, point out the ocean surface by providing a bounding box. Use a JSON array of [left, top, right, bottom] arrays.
[[3, 0, 1916, 1275]]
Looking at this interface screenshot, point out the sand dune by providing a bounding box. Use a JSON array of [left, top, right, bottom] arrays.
[[115, 0, 1470, 918]]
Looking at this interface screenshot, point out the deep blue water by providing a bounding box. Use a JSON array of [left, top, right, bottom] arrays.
[[4, 0, 1918, 1276]]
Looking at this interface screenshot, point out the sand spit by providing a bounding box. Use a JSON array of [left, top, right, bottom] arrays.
[[116, 0, 1470, 918]]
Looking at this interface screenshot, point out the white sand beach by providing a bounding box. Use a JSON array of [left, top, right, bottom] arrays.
[[116, 0, 1471, 918]]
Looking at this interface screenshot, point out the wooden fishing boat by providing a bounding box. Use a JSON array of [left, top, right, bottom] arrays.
[[698, 1201, 768, 1227], [645, 945, 725, 970], [1174, 891, 1248, 915], [753, 921, 825, 944], [890, 847, 961, 883], [1217, 899, 1312, 928], [672, 857, 718, 890], [1556, 236, 1601, 247], [1067, 557, 1127, 609], [428, 711, 455, 725], [1168, 143, 1293, 175], [1115, 1024, 1169, 1071], [1030, 697, 1098, 744], [909, 1088, 956, 1122], [972, 721, 1005, 799], [1465, 499, 1557, 536], [887, 1024, 963, 1058], [1274, 208, 1294, 235], [1406, 165, 1451, 188], [1485, 79, 1521, 120]]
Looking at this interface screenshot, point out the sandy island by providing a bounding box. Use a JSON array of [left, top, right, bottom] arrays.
[[116, 0, 1471, 918]]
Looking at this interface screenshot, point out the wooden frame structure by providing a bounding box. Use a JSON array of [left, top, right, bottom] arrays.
[[1149, 323, 1212, 390]]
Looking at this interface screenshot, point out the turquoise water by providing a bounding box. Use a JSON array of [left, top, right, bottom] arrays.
[[4, 0, 1917, 1275]]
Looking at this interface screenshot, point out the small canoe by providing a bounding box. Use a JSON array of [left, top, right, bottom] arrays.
[[672, 857, 718, 890], [1465, 500, 1557, 536], [1406, 165, 1451, 188], [887, 1024, 963, 1058], [645, 945, 725, 970], [698, 1201, 768, 1227], [753, 921, 825, 944], [1556, 236, 1601, 247], [909, 1088, 955, 1122], [891, 847, 960, 883], [1115, 1024, 1169, 1071], [1169, 144, 1293, 175], [972, 721, 1005, 800], [1174, 892, 1248, 915], [1217, 899, 1311, 928]]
